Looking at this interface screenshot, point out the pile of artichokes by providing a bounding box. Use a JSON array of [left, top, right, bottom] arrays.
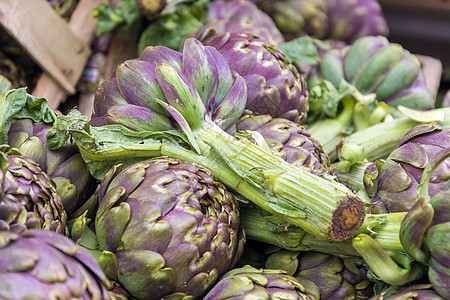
[[1, 0, 449, 299]]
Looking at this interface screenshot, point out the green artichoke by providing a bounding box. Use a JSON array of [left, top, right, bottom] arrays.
[[308, 35, 435, 110], [94, 157, 244, 299], [365, 123, 450, 213], [203, 265, 314, 299], [0, 228, 111, 299], [236, 113, 334, 177], [7, 118, 97, 216], [196, 0, 285, 45], [202, 32, 309, 124], [0, 146, 67, 234], [264, 249, 374, 300]]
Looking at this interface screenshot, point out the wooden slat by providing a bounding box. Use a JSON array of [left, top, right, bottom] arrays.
[[0, 0, 91, 94], [31, 0, 108, 109]]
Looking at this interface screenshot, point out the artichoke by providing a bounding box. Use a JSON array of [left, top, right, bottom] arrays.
[[7, 118, 97, 216], [326, 0, 389, 43], [0, 228, 111, 299], [258, 0, 329, 41], [94, 157, 244, 300], [202, 32, 309, 124], [398, 148, 450, 299], [308, 35, 435, 110], [58, 37, 365, 242], [369, 284, 444, 300], [0, 146, 67, 234], [196, 0, 285, 45], [203, 265, 314, 299], [264, 249, 374, 300], [365, 123, 450, 213], [236, 113, 334, 177]]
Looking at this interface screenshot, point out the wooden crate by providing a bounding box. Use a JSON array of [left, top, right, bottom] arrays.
[[0, 0, 107, 109]]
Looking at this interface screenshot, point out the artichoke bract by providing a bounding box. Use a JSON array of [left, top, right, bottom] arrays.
[[0, 228, 111, 300], [95, 157, 244, 300], [264, 249, 374, 300], [203, 265, 314, 299], [202, 32, 309, 124], [308, 36, 435, 110], [195, 0, 285, 45], [365, 123, 450, 213], [236, 113, 334, 177], [0, 146, 67, 234], [7, 118, 97, 216]]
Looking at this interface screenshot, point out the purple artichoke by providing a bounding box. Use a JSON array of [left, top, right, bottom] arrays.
[[202, 32, 309, 124], [0, 228, 111, 299], [326, 0, 389, 43], [264, 249, 374, 300], [308, 35, 435, 110], [369, 284, 444, 300], [0, 147, 67, 234], [258, 0, 329, 41], [203, 265, 314, 299], [196, 0, 285, 45], [94, 157, 244, 299], [7, 118, 97, 216], [365, 123, 450, 213], [236, 113, 333, 177]]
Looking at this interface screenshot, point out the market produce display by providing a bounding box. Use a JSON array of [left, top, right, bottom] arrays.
[[0, 0, 449, 299]]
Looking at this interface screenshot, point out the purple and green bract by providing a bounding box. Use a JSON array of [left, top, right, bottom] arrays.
[[95, 157, 244, 300], [365, 123, 450, 213], [202, 32, 309, 124], [0, 229, 111, 300]]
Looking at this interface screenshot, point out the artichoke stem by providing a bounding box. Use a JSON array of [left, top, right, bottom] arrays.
[[197, 121, 366, 242]]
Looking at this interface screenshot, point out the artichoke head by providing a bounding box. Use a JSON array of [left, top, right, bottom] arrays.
[[203, 265, 314, 299], [202, 32, 309, 124], [0, 228, 111, 299], [7, 118, 97, 216], [0, 146, 67, 234], [94, 157, 244, 299], [365, 123, 450, 213]]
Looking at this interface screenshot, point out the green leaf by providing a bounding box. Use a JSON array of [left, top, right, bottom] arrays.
[[278, 36, 326, 66], [92, 0, 141, 36], [0, 88, 55, 144], [137, 4, 204, 53]]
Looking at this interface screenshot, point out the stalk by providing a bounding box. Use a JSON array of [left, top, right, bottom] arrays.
[[334, 107, 450, 162], [331, 161, 370, 192], [198, 121, 366, 242], [240, 205, 406, 257], [69, 125, 360, 241], [307, 96, 355, 156]]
